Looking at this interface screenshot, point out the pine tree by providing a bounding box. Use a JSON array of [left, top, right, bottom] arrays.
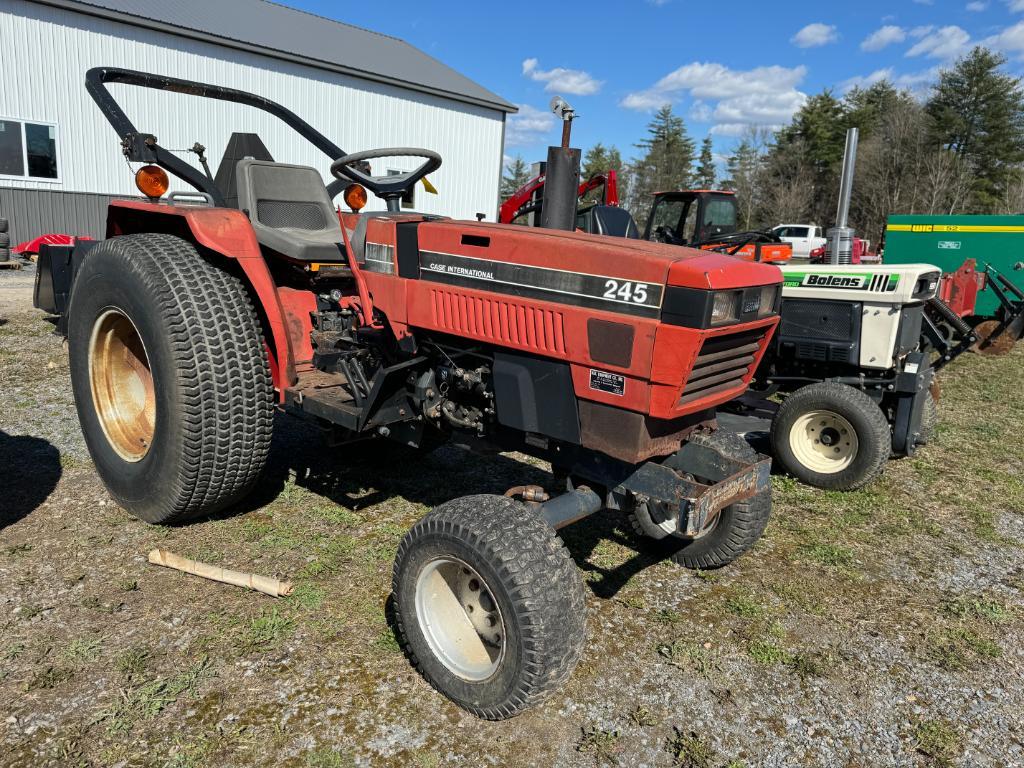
[[627, 105, 696, 222], [500, 155, 533, 200], [926, 46, 1024, 210], [695, 136, 716, 189], [581, 143, 624, 202]]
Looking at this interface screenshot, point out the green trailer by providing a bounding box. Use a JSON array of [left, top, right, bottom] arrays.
[[884, 214, 1024, 318]]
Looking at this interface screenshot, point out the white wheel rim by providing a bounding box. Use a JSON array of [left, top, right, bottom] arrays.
[[788, 409, 858, 474], [414, 557, 506, 681]]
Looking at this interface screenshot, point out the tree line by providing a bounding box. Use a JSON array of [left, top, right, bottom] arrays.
[[501, 46, 1024, 243]]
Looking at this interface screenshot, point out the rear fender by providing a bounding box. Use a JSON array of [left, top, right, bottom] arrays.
[[106, 200, 297, 398]]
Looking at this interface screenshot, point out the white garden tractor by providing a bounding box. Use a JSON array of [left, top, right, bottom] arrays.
[[723, 262, 973, 490]]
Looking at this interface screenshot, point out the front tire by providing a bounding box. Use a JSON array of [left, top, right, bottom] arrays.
[[392, 495, 586, 719], [67, 234, 274, 524], [770, 382, 890, 491]]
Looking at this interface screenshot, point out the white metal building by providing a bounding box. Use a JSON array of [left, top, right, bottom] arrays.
[[0, 0, 514, 245]]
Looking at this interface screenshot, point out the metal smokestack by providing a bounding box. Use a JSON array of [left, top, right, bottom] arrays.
[[540, 96, 581, 232], [827, 127, 858, 265]]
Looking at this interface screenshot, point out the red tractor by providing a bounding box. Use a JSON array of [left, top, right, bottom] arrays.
[[35, 68, 783, 719]]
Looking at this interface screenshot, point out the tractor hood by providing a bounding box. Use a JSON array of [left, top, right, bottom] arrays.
[[412, 220, 783, 295]]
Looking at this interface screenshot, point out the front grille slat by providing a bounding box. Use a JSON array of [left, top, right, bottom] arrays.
[[680, 328, 767, 405]]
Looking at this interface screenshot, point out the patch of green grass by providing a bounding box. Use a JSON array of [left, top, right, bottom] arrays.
[[311, 503, 362, 527], [64, 638, 102, 664], [115, 646, 150, 678], [24, 666, 74, 691], [6, 542, 33, 555], [665, 728, 716, 768], [725, 592, 764, 619], [784, 651, 831, 680], [913, 719, 962, 767], [798, 542, 855, 568], [102, 656, 212, 734], [628, 704, 657, 727], [654, 608, 684, 624], [747, 639, 786, 666], [373, 627, 401, 653], [288, 583, 327, 611], [242, 609, 296, 651], [117, 579, 138, 592], [658, 639, 718, 679], [577, 725, 622, 765], [3, 643, 25, 661], [940, 595, 1012, 624], [19, 603, 46, 620], [927, 626, 1002, 670]]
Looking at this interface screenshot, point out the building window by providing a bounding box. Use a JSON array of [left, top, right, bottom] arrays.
[[0, 119, 59, 180], [387, 169, 415, 209]]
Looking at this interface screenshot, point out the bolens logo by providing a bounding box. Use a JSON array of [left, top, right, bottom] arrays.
[[802, 274, 868, 289]]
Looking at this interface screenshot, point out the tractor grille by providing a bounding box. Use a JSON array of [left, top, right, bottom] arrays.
[[256, 200, 330, 231], [679, 328, 765, 406], [430, 288, 566, 354]]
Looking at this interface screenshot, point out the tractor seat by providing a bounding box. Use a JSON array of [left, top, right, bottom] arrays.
[[235, 159, 345, 262]]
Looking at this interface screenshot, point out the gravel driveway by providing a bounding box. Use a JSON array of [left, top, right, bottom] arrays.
[[1, 266, 1022, 768]]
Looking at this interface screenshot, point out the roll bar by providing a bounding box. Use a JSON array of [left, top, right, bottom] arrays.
[[85, 67, 351, 206]]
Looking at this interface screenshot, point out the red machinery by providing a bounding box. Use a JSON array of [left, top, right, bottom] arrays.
[[35, 67, 783, 720]]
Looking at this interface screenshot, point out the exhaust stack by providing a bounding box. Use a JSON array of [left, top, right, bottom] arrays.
[[827, 127, 858, 265]]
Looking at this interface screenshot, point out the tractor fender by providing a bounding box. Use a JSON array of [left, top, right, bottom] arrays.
[[106, 200, 297, 398]]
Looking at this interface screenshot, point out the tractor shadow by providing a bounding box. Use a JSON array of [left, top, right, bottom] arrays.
[[0, 430, 62, 528], [238, 413, 684, 600]]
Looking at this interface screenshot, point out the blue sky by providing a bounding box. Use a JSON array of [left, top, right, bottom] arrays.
[[285, 1, 1024, 169]]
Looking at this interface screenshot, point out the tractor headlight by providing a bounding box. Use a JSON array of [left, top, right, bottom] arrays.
[[758, 284, 781, 316], [710, 291, 740, 325]]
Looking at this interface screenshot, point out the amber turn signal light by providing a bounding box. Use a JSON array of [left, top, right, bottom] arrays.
[[344, 183, 367, 213], [135, 165, 169, 199]]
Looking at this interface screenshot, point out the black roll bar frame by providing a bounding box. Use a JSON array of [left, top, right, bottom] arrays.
[[85, 66, 351, 207]]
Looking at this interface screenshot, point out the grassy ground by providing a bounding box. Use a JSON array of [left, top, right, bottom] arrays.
[[1, 269, 1023, 767]]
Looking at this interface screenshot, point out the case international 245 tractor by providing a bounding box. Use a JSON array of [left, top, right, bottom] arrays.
[[35, 68, 785, 719]]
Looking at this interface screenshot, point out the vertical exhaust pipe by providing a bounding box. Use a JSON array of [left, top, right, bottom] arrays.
[[540, 96, 581, 232], [827, 127, 858, 265]]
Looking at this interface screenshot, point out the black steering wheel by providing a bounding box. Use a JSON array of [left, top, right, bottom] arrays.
[[331, 148, 442, 211]]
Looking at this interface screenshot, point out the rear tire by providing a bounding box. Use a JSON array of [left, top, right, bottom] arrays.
[[770, 382, 890, 491], [0, 217, 8, 233], [67, 234, 274, 524], [0, 232, 9, 248], [630, 429, 772, 569], [392, 495, 586, 719]]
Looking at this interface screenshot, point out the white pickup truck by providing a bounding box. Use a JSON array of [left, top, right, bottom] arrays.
[[770, 224, 826, 259]]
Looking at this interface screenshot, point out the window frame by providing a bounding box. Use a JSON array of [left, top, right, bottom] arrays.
[[0, 117, 62, 183]]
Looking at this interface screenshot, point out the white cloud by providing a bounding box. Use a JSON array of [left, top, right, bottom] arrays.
[[910, 25, 935, 38], [622, 62, 808, 134], [1008, 0, 1024, 11], [504, 104, 556, 146], [861, 25, 906, 52], [985, 20, 1024, 56], [522, 58, 603, 96], [906, 25, 971, 59], [966, 2, 988, 10], [791, 22, 839, 48], [840, 66, 941, 97]]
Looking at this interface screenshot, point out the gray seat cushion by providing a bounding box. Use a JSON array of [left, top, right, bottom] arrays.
[[235, 159, 346, 262]]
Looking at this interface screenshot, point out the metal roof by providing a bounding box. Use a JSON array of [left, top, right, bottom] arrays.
[[32, 0, 516, 113]]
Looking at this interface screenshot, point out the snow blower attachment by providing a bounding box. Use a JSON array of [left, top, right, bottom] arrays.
[[34, 67, 784, 719]]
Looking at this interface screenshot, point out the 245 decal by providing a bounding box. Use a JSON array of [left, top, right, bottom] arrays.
[[603, 279, 651, 305]]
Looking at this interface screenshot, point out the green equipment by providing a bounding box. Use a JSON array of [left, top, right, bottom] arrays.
[[884, 214, 1024, 318]]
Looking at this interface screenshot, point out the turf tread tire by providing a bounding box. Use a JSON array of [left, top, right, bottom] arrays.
[[770, 381, 890, 491], [0, 232, 8, 248], [0, 217, 8, 233], [393, 495, 586, 719], [68, 234, 273, 523], [629, 429, 771, 570]]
